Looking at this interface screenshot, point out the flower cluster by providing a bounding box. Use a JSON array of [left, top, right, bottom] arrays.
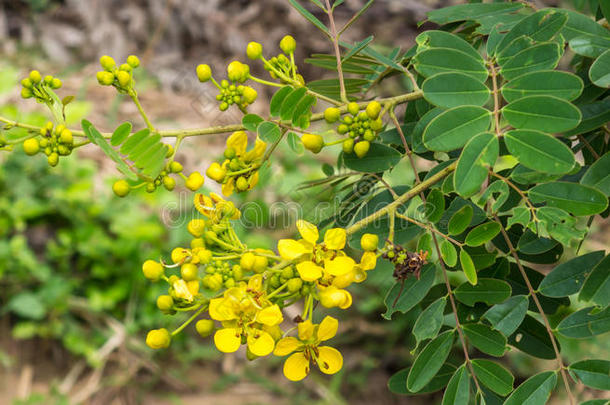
[[23, 121, 73, 166], [324, 101, 384, 158], [142, 193, 380, 382], [20, 70, 62, 101], [196, 61, 258, 112], [96, 55, 140, 92], [206, 131, 266, 196]]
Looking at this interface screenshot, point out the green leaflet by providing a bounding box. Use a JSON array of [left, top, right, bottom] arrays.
[[501, 70, 584, 102], [502, 96, 581, 133], [423, 106, 491, 152], [454, 132, 498, 197], [504, 129, 575, 174]]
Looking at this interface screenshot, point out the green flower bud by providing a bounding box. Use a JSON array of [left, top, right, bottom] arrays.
[[112, 180, 130, 197], [342, 138, 354, 154], [169, 161, 183, 173], [29, 70, 42, 84], [347, 102, 359, 116], [163, 175, 176, 191]]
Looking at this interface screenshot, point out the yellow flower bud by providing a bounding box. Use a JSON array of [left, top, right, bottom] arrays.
[[196, 319, 215, 338], [156, 295, 174, 312], [100, 55, 116, 71], [354, 140, 370, 158], [116, 70, 131, 87], [253, 255, 269, 273], [96, 71, 115, 86], [324, 107, 341, 123], [187, 219, 207, 237], [246, 42, 263, 60], [366, 101, 381, 119], [185, 172, 204, 191], [146, 328, 171, 349], [23, 138, 40, 155], [171, 247, 190, 264], [47, 152, 59, 167], [347, 102, 359, 116], [163, 176, 176, 191], [191, 238, 205, 249], [142, 260, 164, 281], [59, 129, 73, 145], [242, 86, 257, 104], [126, 55, 141, 68], [29, 70, 42, 84], [360, 233, 379, 251], [196, 64, 212, 82], [181, 263, 199, 281], [301, 133, 324, 154], [342, 138, 354, 154], [206, 162, 226, 182], [169, 161, 183, 173], [240, 252, 256, 271], [112, 179, 130, 197], [197, 249, 212, 264], [279, 35, 296, 54]]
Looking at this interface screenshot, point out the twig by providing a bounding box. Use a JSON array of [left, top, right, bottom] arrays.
[[324, 0, 348, 103]]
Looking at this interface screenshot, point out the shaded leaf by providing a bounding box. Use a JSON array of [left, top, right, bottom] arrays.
[[454, 132, 498, 197], [454, 278, 511, 306], [539, 250, 605, 297], [342, 143, 401, 173], [502, 96, 581, 133], [471, 359, 514, 396], [504, 129, 575, 174], [462, 323, 507, 357], [442, 365, 470, 405], [504, 371, 557, 405], [557, 306, 610, 338], [580, 254, 610, 307], [501, 70, 584, 102], [529, 182, 608, 216], [483, 295, 528, 336], [407, 330, 455, 392], [383, 264, 437, 319], [568, 360, 610, 390]]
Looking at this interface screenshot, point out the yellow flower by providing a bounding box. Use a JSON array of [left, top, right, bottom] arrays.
[[193, 193, 240, 220], [318, 285, 352, 309], [274, 316, 343, 381], [278, 220, 355, 282], [214, 132, 266, 196], [209, 275, 283, 356]]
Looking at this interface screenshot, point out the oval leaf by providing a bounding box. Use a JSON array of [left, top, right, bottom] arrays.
[[455, 278, 512, 306], [442, 365, 470, 405], [440, 240, 458, 267], [422, 72, 490, 108], [500, 42, 561, 81], [539, 250, 605, 297], [110, 122, 132, 146], [465, 222, 501, 247], [483, 295, 529, 336], [257, 121, 281, 143], [448, 205, 474, 236], [472, 359, 514, 396], [423, 106, 491, 152], [580, 254, 610, 307], [557, 306, 610, 338], [568, 360, 610, 390], [581, 151, 610, 196], [529, 182, 609, 216], [505, 129, 575, 174], [407, 330, 455, 392], [460, 248, 477, 285], [504, 371, 557, 405], [589, 49, 610, 88], [462, 323, 507, 357], [413, 297, 446, 346], [502, 96, 581, 133], [501, 70, 584, 102], [454, 132, 498, 197], [414, 48, 489, 82]]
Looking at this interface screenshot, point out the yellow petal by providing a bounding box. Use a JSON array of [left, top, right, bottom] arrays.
[[248, 274, 264, 292], [324, 256, 355, 276], [245, 138, 267, 162], [221, 177, 234, 196], [317, 346, 343, 375], [283, 352, 310, 381], [339, 290, 352, 309], [209, 297, 235, 321], [360, 251, 377, 271], [256, 304, 284, 326], [172, 279, 194, 302], [193, 193, 213, 217], [226, 131, 248, 156], [317, 316, 338, 342], [247, 330, 275, 357], [297, 320, 315, 341], [323, 228, 346, 250], [214, 328, 241, 353], [209, 192, 225, 204], [278, 239, 310, 260], [248, 171, 259, 189], [331, 270, 355, 289], [296, 261, 323, 282], [352, 266, 368, 283], [274, 337, 301, 356], [296, 220, 319, 244]]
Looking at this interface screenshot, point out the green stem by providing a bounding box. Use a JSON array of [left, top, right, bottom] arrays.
[[129, 90, 155, 132], [249, 75, 284, 88], [267, 281, 290, 299], [171, 303, 208, 336]]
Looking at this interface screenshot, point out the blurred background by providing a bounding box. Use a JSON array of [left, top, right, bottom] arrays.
[[0, 1, 608, 404]]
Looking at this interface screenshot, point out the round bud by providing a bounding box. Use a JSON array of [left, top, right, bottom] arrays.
[[279, 35, 296, 54], [146, 328, 171, 349], [116, 71, 131, 87], [206, 162, 226, 182], [370, 118, 383, 131], [99, 55, 116, 71], [165, 144, 174, 158], [253, 256, 268, 273], [23, 138, 40, 155], [354, 140, 370, 158], [347, 102, 360, 116], [287, 278, 303, 293], [246, 42, 263, 60], [142, 260, 164, 281], [44, 75, 53, 85], [60, 129, 73, 145], [112, 179, 130, 197], [337, 124, 348, 134], [301, 133, 324, 154], [191, 238, 205, 249], [342, 138, 354, 154], [163, 176, 176, 191], [171, 247, 190, 264], [47, 152, 59, 167], [169, 161, 183, 173], [195, 319, 215, 338], [50, 78, 62, 89], [156, 295, 174, 312], [363, 129, 375, 142], [181, 263, 199, 281], [281, 267, 294, 280], [96, 71, 115, 86], [242, 86, 257, 104], [21, 78, 33, 88], [224, 147, 236, 160], [29, 70, 42, 84], [365, 100, 381, 119], [235, 176, 249, 192], [187, 219, 206, 238], [146, 182, 156, 193], [185, 172, 204, 191], [324, 107, 341, 123], [360, 233, 379, 252], [197, 249, 212, 264], [20, 88, 33, 99], [227, 61, 247, 82], [196, 64, 212, 82], [240, 252, 256, 271], [126, 55, 141, 68]]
